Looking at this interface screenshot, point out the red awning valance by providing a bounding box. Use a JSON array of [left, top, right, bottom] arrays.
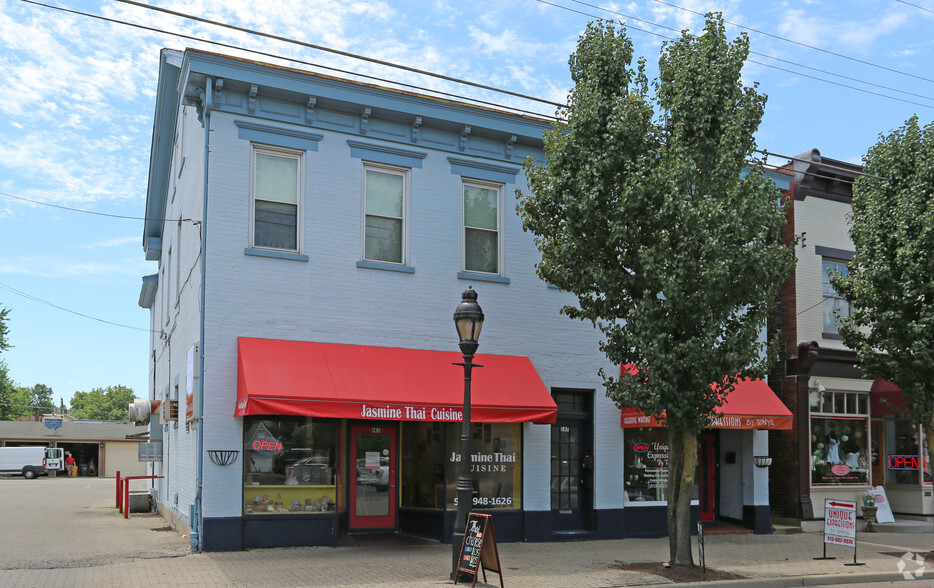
[[620, 377, 792, 430], [870, 378, 907, 416], [235, 338, 557, 424]]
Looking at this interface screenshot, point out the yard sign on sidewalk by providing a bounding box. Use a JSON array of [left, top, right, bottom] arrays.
[[817, 498, 864, 566]]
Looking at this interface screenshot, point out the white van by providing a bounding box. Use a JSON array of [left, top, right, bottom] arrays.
[[0, 446, 65, 478]]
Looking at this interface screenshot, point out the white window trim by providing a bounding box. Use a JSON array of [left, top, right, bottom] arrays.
[[461, 179, 504, 276], [249, 143, 305, 253], [360, 162, 410, 266]]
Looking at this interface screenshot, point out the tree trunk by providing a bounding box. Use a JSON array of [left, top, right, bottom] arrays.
[[667, 424, 698, 567]]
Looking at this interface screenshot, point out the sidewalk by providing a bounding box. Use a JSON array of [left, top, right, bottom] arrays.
[[1, 478, 930, 587], [3, 526, 932, 587]]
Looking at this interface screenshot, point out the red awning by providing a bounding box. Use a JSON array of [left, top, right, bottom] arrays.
[[235, 338, 557, 424], [620, 378, 792, 430], [870, 378, 907, 416]]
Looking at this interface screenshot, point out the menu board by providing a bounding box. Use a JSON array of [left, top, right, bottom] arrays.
[[455, 513, 503, 588]]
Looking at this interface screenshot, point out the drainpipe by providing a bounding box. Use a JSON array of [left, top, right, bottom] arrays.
[[190, 75, 212, 552]]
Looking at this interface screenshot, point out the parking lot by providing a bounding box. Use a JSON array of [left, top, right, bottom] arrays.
[[0, 476, 189, 571]]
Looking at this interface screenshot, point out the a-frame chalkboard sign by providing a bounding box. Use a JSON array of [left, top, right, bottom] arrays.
[[454, 513, 504, 588]]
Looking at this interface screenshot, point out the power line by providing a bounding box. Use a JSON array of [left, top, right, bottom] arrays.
[[15, 0, 893, 184], [110, 0, 564, 109], [0, 190, 199, 224], [652, 0, 934, 85], [20, 0, 559, 121], [554, 0, 934, 109], [896, 0, 934, 14], [0, 282, 156, 333]]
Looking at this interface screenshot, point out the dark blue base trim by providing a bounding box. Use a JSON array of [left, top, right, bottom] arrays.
[[523, 510, 552, 542], [743, 505, 773, 534], [526, 507, 698, 541], [399, 508, 445, 541], [242, 513, 339, 549], [202, 517, 242, 551]]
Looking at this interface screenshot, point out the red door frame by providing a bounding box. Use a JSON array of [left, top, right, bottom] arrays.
[[698, 433, 715, 521], [349, 424, 396, 530]]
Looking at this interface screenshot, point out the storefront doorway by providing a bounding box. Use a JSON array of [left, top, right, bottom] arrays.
[[349, 425, 396, 530], [550, 390, 594, 532]]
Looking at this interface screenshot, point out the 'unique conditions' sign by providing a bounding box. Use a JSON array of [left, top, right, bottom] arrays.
[[823, 498, 857, 547]]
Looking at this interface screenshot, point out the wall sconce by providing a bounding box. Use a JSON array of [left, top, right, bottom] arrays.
[[754, 456, 773, 468], [816, 380, 826, 393], [207, 449, 239, 466]]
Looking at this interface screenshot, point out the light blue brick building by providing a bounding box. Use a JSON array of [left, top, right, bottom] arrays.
[[138, 48, 787, 551]]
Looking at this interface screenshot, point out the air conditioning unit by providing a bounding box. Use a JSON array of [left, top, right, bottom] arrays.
[[163, 399, 179, 422], [128, 399, 163, 426]]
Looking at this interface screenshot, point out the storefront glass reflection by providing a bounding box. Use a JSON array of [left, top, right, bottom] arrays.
[[399, 422, 521, 510], [242, 417, 339, 514], [623, 427, 700, 503], [810, 416, 868, 485]]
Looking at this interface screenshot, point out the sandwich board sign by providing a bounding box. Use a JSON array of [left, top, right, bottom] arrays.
[[823, 498, 857, 548]]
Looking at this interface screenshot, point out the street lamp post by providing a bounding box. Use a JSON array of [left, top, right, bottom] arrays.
[[451, 287, 484, 580]]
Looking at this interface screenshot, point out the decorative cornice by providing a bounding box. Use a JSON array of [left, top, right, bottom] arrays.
[[361, 107, 372, 135], [248, 84, 258, 114], [412, 116, 422, 143], [305, 96, 316, 125], [460, 125, 471, 151]]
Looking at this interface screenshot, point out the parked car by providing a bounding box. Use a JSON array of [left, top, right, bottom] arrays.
[[356, 457, 389, 490]]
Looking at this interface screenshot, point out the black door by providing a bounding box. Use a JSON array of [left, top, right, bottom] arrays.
[[551, 390, 594, 532]]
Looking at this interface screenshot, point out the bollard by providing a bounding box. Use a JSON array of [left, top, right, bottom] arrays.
[[124, 480, 130, 519], [115, 471, 121, 510]]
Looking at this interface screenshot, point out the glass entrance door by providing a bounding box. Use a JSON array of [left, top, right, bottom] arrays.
[[349, 425, 396, 530], [550, 390, 594, 532]]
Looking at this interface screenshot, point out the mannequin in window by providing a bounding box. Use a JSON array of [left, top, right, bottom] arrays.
[[825, 431, 841, 464]]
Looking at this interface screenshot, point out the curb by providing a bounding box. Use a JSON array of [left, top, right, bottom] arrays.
[[677, 571, 902, 587]]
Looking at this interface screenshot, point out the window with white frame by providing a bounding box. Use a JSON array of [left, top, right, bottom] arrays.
[[363, 165, 407, 264], [822, 258, 850, 331], [809, 388, 869, 486], [463, 181, 501, 274], [251, 145, 302, 252]]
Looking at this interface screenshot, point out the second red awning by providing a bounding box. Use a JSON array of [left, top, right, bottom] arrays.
[[620, 377, 792, 430]]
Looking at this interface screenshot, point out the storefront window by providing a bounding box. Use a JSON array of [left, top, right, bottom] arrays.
[[400, 422, 447, 508], [885, 420, 932, 485], [623, 428, 699, 503], [811, 416, 869, 485], [242, 417, 339, 514], [399, 422, 521, 510]]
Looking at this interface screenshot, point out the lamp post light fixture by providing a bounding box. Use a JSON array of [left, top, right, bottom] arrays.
[[451, 286, 484, 579]]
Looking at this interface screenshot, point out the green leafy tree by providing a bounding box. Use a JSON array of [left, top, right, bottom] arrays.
[[70, 385, 139, 421], [832, 116, 934, 479], [517, 15, 792, 566], [0, 304, 14, 420]]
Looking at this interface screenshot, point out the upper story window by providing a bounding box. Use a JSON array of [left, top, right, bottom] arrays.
[[363, 164, 407, 264], [251, 145, 303, 252], [822, 258, 850, 332], [463, 181, 502, 275]]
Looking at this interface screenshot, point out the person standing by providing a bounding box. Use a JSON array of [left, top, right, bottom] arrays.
[[65, 453, 76, 477]]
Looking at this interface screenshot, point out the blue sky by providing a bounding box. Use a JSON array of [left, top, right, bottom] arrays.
[[1, 0, 932, 409]]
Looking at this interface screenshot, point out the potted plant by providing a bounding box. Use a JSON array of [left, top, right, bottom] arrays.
[[861, 491, 878, 532]]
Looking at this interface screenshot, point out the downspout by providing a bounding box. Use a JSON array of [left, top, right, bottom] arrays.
[[190, 75, 212, 552]]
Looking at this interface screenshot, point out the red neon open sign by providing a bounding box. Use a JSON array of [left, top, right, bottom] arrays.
[[252, 440, 283, 453], [888, 454, 919, 470]]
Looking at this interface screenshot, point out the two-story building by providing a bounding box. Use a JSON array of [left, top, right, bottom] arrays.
[[770, 149, 932, 524], [138, 47, 791, 551]]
